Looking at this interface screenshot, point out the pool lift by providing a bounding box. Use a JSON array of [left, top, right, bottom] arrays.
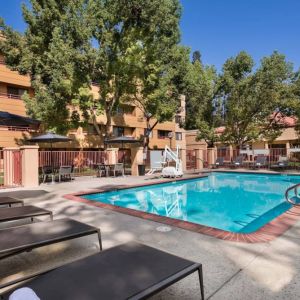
[[161, 145, 183, 178]]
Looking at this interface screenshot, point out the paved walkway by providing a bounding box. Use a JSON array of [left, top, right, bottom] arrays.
[[0, 175, 300, 299]]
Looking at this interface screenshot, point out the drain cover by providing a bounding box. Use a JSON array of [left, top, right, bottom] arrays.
[[156, 226, 172, 232]]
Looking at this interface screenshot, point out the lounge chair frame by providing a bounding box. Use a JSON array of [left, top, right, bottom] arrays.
[[211, 157, 225, 169], [0, 242, 204, 300], [0, 218, 102, 261], [0, 205, 53, 225], [0, 197, 24, 208]]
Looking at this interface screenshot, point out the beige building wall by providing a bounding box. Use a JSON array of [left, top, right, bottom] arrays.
[[0, 53, 187, 150], [185, 130, 207, 150]]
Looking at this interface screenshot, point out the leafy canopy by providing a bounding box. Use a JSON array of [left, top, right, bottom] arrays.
[[185, 50, 299, 147], [0, 0, 96, 133]]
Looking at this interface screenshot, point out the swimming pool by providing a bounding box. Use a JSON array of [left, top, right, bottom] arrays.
[[82, 172, 300, 233]]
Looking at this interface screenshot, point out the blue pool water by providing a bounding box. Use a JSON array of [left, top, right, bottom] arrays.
[[83, 172, 300, 233]]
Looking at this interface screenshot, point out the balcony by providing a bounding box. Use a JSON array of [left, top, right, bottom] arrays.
[[0, 92, 22, 100], [0, 125, 35, 132]]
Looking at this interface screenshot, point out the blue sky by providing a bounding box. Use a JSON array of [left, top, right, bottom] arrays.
[[1, 0, 299, 71]]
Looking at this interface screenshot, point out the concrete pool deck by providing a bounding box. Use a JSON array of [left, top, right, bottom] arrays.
[[1, 174, 300, 299]]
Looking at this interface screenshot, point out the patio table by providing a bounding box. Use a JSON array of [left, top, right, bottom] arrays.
[[96, 163, 116, 177]]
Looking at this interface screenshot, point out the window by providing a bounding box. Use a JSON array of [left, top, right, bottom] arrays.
[[87, 124, 99, 135], [115, 105, 135, 115], [175, 132, 182, 141], [144, 128, 153, 138], [7, 86, 28, 99], [158, 130, 172, 139], [113, 126, 124, 137], [270, 144, 286, 149], [175, 115, 182, 124]]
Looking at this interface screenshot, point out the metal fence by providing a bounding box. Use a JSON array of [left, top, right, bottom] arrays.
[[186, 150, 196, 170], [39, 151, 107, 176], [0, 149, 22, 188], [185, 149, 209, 170], [214, 147, 295, 168]]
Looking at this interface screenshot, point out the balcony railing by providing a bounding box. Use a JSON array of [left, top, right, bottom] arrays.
[[0, 125, 35, 132], [0, 92, 22, 100]]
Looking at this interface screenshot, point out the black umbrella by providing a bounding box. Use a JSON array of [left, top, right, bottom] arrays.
[[104, 136, 142, 172], [28, 132, 72, 180]]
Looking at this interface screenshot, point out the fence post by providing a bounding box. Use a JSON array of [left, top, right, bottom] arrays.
[[181, 148, 187, 172], [20, 145, 39, 187], [207, 148, 216, 166], [195, 149, 204, 170], [131, 147, 144, 176], [105, 148, 118, 164], [3, 147, 18, 186]]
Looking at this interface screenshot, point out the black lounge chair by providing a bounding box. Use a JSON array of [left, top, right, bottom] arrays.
[[57, 165, 74, 182], [271, 156, 289, 170], [1, 242, 204, 300], [0, 205, 53, 225], [230, 155, 244, 168], [211, 157, 225, 169], [0, 197, 24, 208], [250, 156, 267, 169], [0, 218, 102, 260]]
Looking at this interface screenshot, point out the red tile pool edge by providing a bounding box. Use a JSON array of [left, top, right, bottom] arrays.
[[63, 176, 300, 243]]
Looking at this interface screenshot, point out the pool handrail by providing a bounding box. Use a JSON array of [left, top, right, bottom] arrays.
[[285, 183, 300, 206]]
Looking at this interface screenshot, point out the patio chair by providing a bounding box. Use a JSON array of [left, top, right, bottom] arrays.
[[57, 165, 73, 182], [0, 197, 24, 208], [111, 163, 124, 177], [1, 242, 204, 299], [146, 162, 165, 175], [97, 164, 108, 177], [0, 205, 53, 226], [0, 218, 102, 261], [250, 156, 267, 169], [230, 155, 244, 168], [41, 166, 53, 183], [271, 156, 289, 170], [211, 157, 225, 169]]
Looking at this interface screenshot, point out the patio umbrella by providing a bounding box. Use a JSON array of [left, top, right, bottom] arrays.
[[28, 133, 72, 181], [104, 136, 142, 172]]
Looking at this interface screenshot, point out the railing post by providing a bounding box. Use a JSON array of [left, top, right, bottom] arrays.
[[20, 145, 39, 187]]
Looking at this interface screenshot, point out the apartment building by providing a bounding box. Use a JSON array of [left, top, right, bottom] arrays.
[[0, 52, 186, 151], [186, 115, 300, 153]]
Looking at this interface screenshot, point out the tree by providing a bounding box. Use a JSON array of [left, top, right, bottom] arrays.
[[184, 58, 218, 146], [134, 45, 191, 153], [219, 51, 296, 147], [91, 0, 188, 153], [290, 69, 300, 134], [192, 50, 201, 65], [0, 0, 96, 133]]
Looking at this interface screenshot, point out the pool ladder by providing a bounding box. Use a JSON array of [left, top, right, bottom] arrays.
[[285, 183, 300, 206]]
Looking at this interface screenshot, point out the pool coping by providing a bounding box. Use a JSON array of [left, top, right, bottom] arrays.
[[64, 173, 300, 244]]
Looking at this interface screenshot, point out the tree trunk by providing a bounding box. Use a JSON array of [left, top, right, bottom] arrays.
[[105, 108, 113, 137], [91, 110, 102, 136]]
